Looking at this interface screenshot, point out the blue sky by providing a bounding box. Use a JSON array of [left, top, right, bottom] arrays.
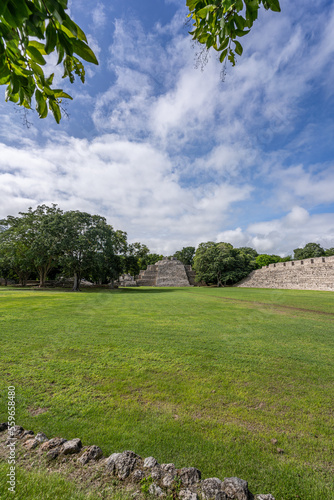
[[0, 0, 334, 255]]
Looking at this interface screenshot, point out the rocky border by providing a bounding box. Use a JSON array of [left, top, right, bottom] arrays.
[[1, 423, 275, 500]]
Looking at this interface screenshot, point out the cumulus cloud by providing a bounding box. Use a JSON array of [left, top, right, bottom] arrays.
[[0, 136, 252, 254], [0, 0, 333, 257], [217, 207, 334, 256]]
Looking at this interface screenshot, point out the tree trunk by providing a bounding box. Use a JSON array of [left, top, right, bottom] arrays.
[[20, 275, 27, 287], [72, 271, 81, 291], [38, 268, 47, 287]]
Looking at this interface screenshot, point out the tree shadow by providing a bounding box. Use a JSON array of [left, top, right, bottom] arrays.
[[118, 287, 187, 294]]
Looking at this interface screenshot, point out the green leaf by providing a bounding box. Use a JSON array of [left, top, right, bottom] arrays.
[[45, 22, 57, 54], [57, 31, 73, 56], [235, 28, 250, 36], [234, 14, 245, 30], [264, 0, 281, 12], [219, 48, 228, 62], [72, 39, 98, 65], [28, 41, 47, 55], [0, 0, 10, 17], [197, 5, 216, 19], [35, 89, 48, 118], [49, 99, 61, 123], [27, 45, 46, 66], [234, 40, 243, 56], [53, 89, 72, 99], [218, 37, 229, 51], [56, 44, 65, 65], [46, 73, 54, 86], [29, 61, 44, 78]]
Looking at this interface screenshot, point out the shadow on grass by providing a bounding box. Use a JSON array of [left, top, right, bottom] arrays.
[[0, 286, 192, 295], [118, 287, 185, 294]]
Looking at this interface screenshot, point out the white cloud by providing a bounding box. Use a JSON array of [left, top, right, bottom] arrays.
[[0, 136, 252, 254], [92, 2, 106, 29], [216, 207, 334, 256]]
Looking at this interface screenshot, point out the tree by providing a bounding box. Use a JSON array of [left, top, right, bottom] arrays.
[[187, 0, 281, 67], [0, 252, 12, 286], [122, 242, 151, 277], [238, 246, 258, 259], [193, 241, 255, 286], [0, 212, 36, 286], [0, 204, 65, 286], [60, 211, 116, 291], [256, 253, 281, 268], [0, 0, 98, 122], [173, 246, 196, 266], [138, 253, 164, 271], [325, 248, 334, 257], [293, 243, 325, 260]]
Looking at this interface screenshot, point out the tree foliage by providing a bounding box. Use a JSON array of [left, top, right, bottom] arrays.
[[293, 243, 325, 260], [0, 205, 127, 290], [173, 246, 195, 266], [0, 0, 98, 122], [187, 0, 281, 67], [193, 241, 256, 286]]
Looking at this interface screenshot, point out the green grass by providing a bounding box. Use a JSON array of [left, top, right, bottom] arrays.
[[0, 286, 333, 499]]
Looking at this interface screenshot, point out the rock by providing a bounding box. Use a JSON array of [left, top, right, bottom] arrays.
[[21, 430, 34, 438], [255, 495, 276, 500], [40, 437, 67, 452], [270, 439, 278, 445], [78, 445, 103, 465], [132, 469, 145, 482], [62, 438, 82, 455], [222, 477, 249, 500], [179, 467, 201, 487], [35, 432, 48, 443], [276, 448, 284, 454], [23, 438, 39, 450], [151, 466, 162, 481], [46, 448, 61, 460], [105, 450, 141, 480], [160, 463, 176, 474], [148, 483, 164, 497], [105, 453, 122, 473], [162, 472, 176, 488], [0, 423, 8, 432], [8, 425, 24, 438], [179, 490, 199, 500], [202, 478, 224, 499], [144, 456, 159, 468]]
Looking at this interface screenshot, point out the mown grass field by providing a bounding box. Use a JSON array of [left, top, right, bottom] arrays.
[[0, 286, 333, 499]]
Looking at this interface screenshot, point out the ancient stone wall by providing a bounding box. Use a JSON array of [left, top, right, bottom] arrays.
[[235, 256, 334, 291], [137, 258, 194, 287], [1, 423, 276, 500]]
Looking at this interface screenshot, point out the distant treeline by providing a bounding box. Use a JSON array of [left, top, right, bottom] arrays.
[[0, 205, 333, 289]]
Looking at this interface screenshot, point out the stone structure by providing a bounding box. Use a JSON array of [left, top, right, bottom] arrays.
[[235, 255, 334, 291], [136, 257, 196, 287], [117, 274, 138, 287], [1, 423, 276, 499]]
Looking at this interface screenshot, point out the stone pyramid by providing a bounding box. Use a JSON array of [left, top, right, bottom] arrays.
[[136, 257, 196, 287]]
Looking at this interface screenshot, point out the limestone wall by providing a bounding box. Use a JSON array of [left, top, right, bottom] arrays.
[[137, 258, 194, 287], [1, 423, 276, 500], [235, 256, 334, 291]]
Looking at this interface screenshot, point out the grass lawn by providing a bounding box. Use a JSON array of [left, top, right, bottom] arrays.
[[0, 286, 333, 499]]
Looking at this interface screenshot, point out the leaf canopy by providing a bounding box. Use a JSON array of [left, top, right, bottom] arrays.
[[0, 0, 98, 122], [187, 0, 281, 66]]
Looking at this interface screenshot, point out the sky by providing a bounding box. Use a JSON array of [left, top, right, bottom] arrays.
[[0, 0, 334, 256]]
